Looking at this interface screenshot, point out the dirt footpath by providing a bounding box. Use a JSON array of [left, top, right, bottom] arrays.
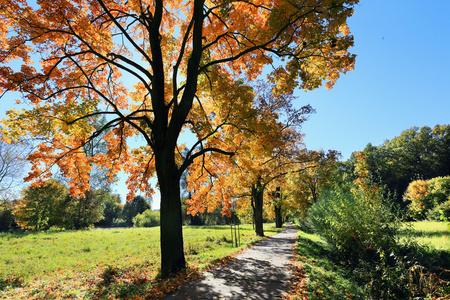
[[164, 224, 298, 300]]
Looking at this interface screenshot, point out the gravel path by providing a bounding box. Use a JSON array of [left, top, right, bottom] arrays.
[[164, 224, 298, 299]]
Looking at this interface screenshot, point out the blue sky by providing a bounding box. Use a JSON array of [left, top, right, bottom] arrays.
[[298, 0, 450, 160]]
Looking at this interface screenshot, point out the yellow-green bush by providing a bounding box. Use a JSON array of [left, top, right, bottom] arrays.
[[133, 209, 160, 227]]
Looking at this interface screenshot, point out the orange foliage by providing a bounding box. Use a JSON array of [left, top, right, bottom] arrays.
[[285, 149, 340, 216], [0, 0, 359, 276], [404, 180, 430, 202], [186, 109, 308, 219], [403, 179, 431, 219]]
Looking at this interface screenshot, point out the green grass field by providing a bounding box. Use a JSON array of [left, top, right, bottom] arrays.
[[0, 224, 282, 299]]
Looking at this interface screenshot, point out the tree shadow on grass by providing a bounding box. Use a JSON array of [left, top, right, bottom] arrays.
[[398, 228, 449, 239], [90, 264, 203, 299], [398, 226, 450, 270]]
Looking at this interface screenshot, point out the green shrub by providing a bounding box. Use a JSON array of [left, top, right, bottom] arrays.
[[133, 210, 160, 228], [427, 200, 450, 221], [404, 176, 450, 220], [307, 185, 398, 260], [306, 183, 419, 299], [123, 196, 151, 226]]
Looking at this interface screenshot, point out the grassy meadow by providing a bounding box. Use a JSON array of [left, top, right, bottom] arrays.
[[0, 223, 282, 299]]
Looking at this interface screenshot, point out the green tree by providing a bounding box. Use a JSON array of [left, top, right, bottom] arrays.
[[123, 195, 151, 226], [15, 179, 109, 230], [15, 179, 68, 230], [0, 200, 16, 231], [61, 190, 105, 229], [95, 190, 123, 227], [359, 124, 450, 207]]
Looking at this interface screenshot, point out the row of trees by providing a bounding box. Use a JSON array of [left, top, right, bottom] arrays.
[[0, 181, 152, 231]]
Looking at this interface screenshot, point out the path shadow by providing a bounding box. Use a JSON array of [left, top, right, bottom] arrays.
[[165, 226, 298, 300]]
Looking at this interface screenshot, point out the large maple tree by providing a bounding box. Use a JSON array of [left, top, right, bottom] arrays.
[[0, 0, 358, 276]]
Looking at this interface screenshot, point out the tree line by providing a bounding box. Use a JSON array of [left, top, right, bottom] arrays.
[[343, 124, 450, 221], [0, 184, 154, 231]]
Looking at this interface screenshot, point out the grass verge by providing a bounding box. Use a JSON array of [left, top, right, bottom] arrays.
[[286, 229, 365, 300], [400, 221, 449, 252]]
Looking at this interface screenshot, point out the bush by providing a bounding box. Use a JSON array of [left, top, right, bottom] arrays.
[[307, 183, 419, 299], [307, 184, 399, 262], [404, 176, 450, 220], [123, 196, 151, 226], [427, 200, 450, 221], [133, 210, 160, 228]]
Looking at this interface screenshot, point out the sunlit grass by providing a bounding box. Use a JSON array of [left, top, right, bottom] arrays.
[[400, 221, 449, 251], [0, 223, 281, 299], [0, 228, 161, 281]]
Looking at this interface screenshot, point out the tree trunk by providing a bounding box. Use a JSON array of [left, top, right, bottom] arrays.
[[274, 204, 283, 228], [251, 181, 264, 237], [156, 151, 186, 278], [149, 0, 203, 279]]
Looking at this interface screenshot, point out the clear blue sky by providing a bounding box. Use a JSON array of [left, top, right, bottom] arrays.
[[298, 0, 450, 160]]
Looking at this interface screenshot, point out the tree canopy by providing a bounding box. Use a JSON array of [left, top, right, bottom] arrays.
[[0, 0, 358, 276], [357, 124, 450, 206]]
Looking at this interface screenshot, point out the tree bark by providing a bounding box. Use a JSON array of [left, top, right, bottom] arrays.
[[148, 0, 202, 278], [157, 154, 186, 278], [251, 181, 264, 237], [275, 204, 283, 228]]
